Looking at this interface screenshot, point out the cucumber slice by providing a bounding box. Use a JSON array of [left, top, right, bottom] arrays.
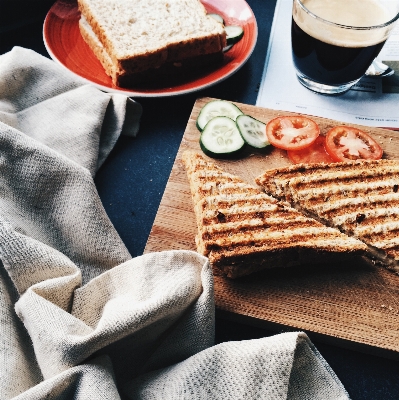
[[200, 116, 245, 158], [208, 13, 224, 25], [196, 100, 243, 131], [236, 115, 270, 149], [225, 25, 244, 45]]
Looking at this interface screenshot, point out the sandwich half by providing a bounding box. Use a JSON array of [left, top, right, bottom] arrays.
[[256, 159, 399, 273], [77, 0, 226, 87], [182, 151, 368, 278]]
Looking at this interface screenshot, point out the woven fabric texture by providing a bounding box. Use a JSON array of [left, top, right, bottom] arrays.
[[0, 47, 349, 400]]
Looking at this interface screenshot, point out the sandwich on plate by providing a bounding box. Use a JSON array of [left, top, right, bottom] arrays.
[[182, 150, 368, 278], [256, 159, 399, 273], [77, 0, 226, 87]]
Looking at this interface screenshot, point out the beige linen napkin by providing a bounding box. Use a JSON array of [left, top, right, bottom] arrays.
[[0, 47, 350, 399], [0, 46, 142, 176]]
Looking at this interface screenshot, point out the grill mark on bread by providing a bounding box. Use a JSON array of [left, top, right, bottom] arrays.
[[200, 218, 323, 238], [357, 225, 399, 244], [291, 177, 399, 196], [201, 210, 298, 225], [201, 211, 304, 225], [299, 196, 399, 218], [296, 188, 399, 208]]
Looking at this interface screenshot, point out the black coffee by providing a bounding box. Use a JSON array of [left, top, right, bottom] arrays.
[[291, 18, 386, 85]]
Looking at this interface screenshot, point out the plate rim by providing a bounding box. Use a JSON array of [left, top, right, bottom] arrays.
[[43, 0, 258, 98]]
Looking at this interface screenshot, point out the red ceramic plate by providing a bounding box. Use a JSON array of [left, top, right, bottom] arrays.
[[43, 0, 257, 97]]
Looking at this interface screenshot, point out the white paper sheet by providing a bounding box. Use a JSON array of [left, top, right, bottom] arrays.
[[256, 0, 399, 129]]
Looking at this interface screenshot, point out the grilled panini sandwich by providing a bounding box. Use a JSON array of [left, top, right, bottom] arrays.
[[182, 151, 367, 278], [256, 159, 399, 273]]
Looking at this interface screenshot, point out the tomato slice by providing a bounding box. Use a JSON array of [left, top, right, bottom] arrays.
[[325, 126, 383, 162], [266, 116, 320, 151], [287, 136, 334, 164]]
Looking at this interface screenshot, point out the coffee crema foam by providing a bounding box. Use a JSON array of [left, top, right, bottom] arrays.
[[293, 0, 394, 47]]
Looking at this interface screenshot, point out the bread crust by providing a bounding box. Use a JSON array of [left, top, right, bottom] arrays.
[[79, 18, 118, 80]]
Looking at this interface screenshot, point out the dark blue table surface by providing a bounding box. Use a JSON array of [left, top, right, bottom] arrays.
[[1, 1, 399, 398]]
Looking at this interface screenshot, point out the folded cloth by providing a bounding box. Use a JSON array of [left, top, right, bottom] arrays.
[[0, 46, 142, 176], [125, 331, 350, 400], [0, 47, 349, 400]]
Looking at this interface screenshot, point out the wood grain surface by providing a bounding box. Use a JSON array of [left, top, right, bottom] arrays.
[[144, 97, 399, 356]]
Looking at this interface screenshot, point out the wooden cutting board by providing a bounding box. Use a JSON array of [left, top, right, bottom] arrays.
[[144, 97, 399, 357]]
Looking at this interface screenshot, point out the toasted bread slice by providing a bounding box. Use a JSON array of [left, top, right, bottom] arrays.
[[182, 151, 368, 278], [256, 159, 399, 272]]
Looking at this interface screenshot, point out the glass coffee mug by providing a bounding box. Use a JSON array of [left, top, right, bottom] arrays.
[[291, 0, 399, 95]]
